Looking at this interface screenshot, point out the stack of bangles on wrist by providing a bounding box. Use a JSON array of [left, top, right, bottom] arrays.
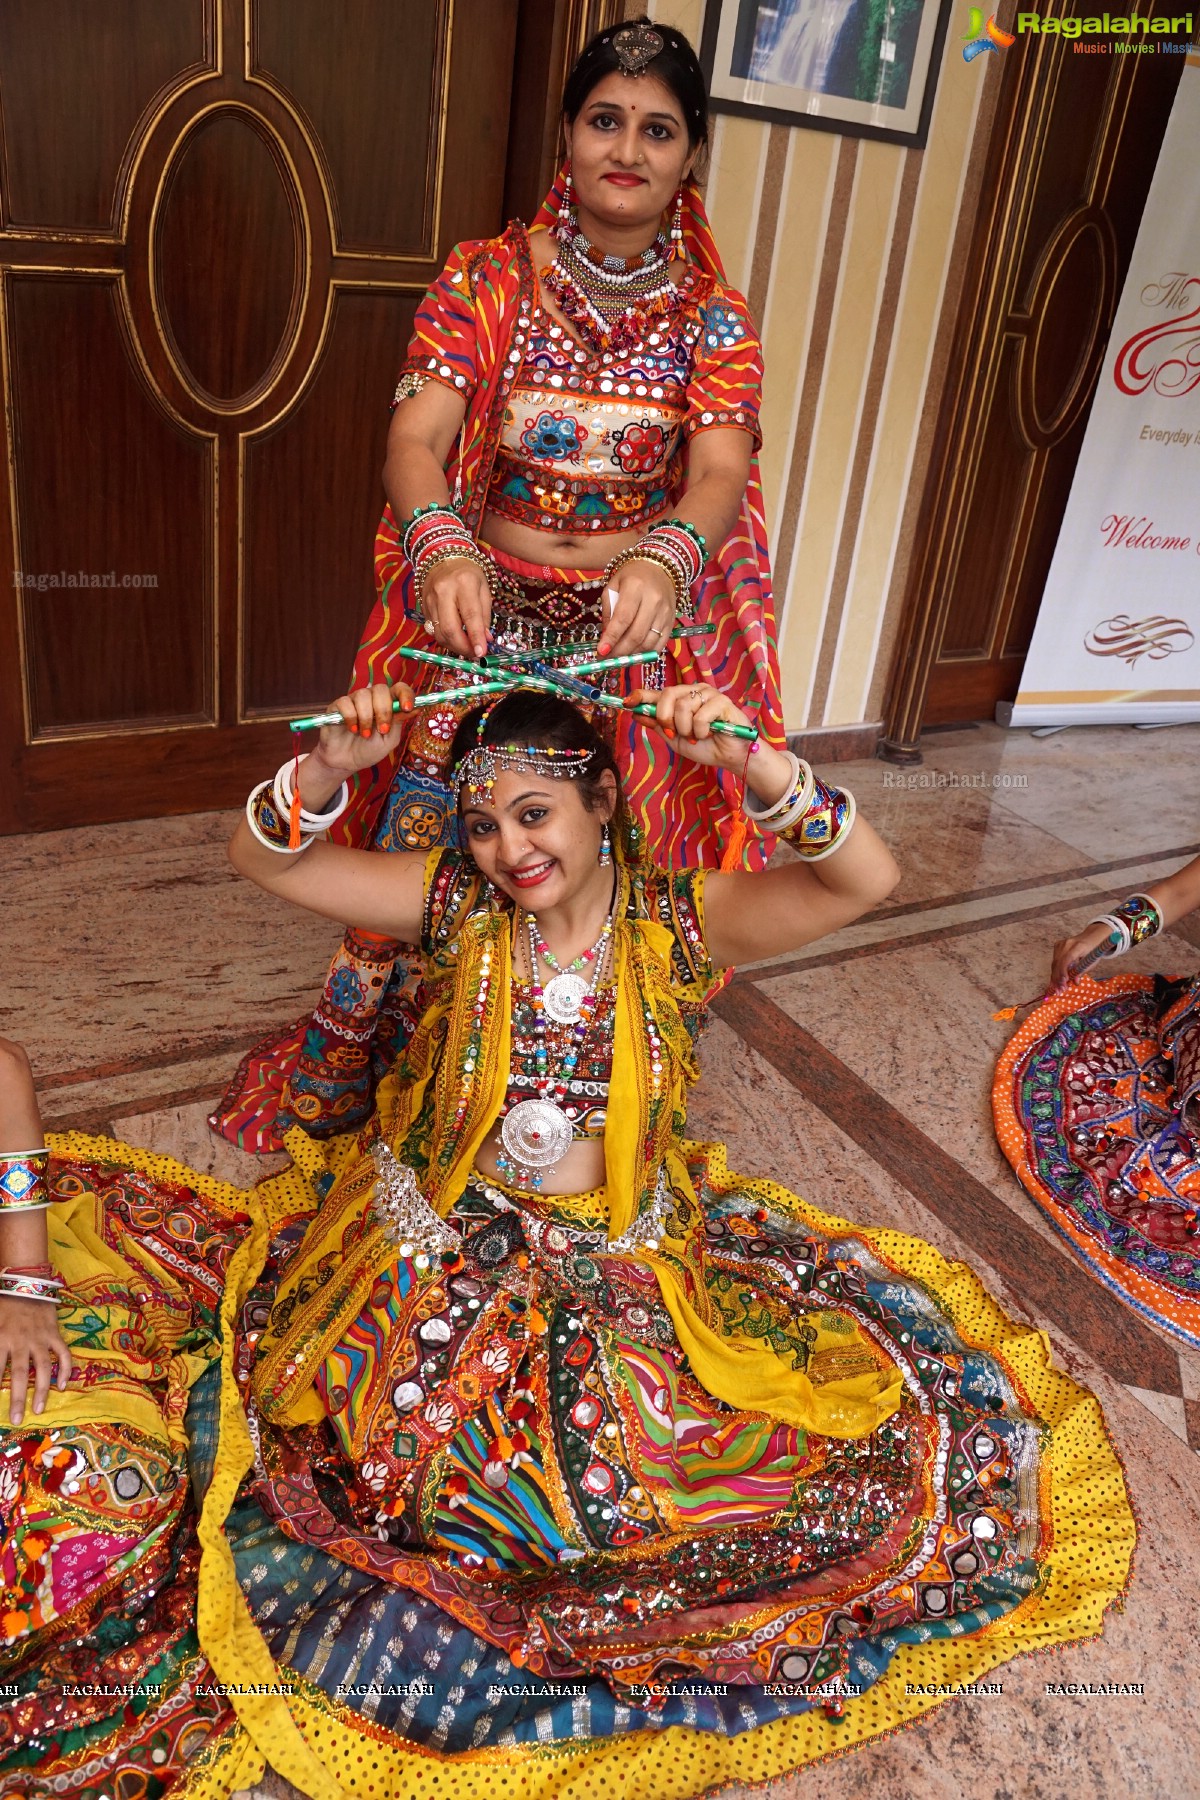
[[1085, 891, 1164, 956], [741, 750, 857, 858], [402, 502, 494, 610], [603, 517, 706, 623], [246, 757, 350, 855], [0, 1264, 64, 1305], [0, 1148, 65, 1306]]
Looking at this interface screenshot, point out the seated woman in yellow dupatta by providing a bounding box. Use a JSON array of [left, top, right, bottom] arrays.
[[0, 682, 1134, 1800]]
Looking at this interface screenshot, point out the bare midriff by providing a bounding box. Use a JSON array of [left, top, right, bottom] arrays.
[[472, 1128, 607, 1196]]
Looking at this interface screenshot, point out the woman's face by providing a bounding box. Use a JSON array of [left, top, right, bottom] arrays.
[[460, 767, 616, 911], [564, 72, 696, 240]]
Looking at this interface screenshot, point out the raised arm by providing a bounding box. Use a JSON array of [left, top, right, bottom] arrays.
[[631, 684, 900, 968], [228, 682, 431, 939]]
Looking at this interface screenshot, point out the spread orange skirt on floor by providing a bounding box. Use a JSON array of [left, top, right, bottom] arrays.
[[994, 970, 1200, 1347]]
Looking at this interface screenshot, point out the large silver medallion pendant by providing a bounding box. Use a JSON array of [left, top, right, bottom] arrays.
[[543, 970, 589, 1024], [500, 1098, 574, 1169]]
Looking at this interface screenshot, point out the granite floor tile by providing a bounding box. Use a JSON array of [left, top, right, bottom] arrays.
[[1125, 1387, 1188, 1442], [38, 1046, 260, 1135], [756, 918, 1198, 1225], [108, 1097, 287, 1189], [3, 807, 341, 1077], [914, 720, 1200, 863], [792, 747, 1090, 912]]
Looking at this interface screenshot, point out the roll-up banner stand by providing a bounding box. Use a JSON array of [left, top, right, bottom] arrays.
[[1001, 54, 1200, 730]]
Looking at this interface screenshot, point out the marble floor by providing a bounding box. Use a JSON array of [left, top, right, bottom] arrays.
[[4, 719, 1199, 1799]]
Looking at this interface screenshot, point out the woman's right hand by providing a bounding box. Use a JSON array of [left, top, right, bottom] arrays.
[[420, 560, 494, 660], [1051, 920, 1118, 989], [312, 681, 417, 777], [1, 1298, 72, 1424]]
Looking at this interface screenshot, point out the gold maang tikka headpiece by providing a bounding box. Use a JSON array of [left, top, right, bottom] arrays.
[[611, 22, 664, 75]]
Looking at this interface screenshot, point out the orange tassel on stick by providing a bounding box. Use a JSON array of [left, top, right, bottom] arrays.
[[287, 731, 303, 851]]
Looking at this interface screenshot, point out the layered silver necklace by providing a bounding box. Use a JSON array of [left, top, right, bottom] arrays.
[[496, 906, 614, 1188]]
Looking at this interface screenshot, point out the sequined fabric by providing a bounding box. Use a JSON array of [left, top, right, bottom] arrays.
[[503, 977, 615, 1138], [0, 1123, 1135, 1796], [488, 312, 689, 535], [995, 969, 1200, 1345]]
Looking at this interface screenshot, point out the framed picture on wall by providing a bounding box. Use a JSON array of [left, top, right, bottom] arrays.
[[699, 0, 953, 148]]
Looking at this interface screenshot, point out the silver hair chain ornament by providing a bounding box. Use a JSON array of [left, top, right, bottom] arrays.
[[369, 1141, 462, 1263], [452, 743, 594, 806]]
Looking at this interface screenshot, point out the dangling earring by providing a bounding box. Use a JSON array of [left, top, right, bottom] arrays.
[[598, 823, 613, 868], [670, 185, 685, 260], [556, 167, 574, 241]]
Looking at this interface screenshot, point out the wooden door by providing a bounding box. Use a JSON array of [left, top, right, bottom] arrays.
[[0, 0, 519, 832], [880, 5, 1185, 752]]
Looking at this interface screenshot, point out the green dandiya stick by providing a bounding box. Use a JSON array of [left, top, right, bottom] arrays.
[[621, 698, 758, 741], [288, 662, 757, 740], [560, 649, 661, 677], [288, 680, 513, 732], [397, 645, 489, 677]]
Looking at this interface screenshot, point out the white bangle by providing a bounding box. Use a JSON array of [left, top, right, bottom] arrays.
[[1084, 914, 1131, 957], [245, 780, 315, 856], [273, 756, 350, 831], [742, 751, 815, 826]]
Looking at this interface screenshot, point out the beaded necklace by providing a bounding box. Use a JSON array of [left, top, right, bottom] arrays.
[[496, 907, 613, 1191], [528, 910, 614, 1024], [543, 212, 689, 356]]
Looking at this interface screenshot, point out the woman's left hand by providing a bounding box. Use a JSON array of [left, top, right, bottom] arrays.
[[598, 561, 676, 658], [627, 683, 754, 771]]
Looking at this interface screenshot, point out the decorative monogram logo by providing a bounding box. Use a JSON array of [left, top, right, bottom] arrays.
[[1113, 271, 1200, 398], [1084, 614, 1195, 665]]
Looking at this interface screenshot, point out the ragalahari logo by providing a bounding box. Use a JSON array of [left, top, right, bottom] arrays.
[[962, 8, 1017, 57]]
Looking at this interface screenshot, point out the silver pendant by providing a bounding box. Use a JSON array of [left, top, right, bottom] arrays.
[[543, 970, 589, 1023], [500, 1098, 574, 1169]]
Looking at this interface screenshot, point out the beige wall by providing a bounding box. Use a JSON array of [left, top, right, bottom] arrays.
[[642, 0, 994, 732]]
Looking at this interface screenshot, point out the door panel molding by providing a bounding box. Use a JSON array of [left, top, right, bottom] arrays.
[[879, 5, 1185, 755], [1, 0, 528, 832]]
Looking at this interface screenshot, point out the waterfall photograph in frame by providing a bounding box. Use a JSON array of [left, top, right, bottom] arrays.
[[700, 0, 953, 146]]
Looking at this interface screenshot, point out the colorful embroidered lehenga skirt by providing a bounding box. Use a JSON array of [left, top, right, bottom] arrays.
[[213, 546, 767, 1154], [995, 968, 1200, 1346], [1, 1128, 1134, 1798]]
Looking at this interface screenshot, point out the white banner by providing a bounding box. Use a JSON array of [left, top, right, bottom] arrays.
[[1004, 55, 1200, 728]]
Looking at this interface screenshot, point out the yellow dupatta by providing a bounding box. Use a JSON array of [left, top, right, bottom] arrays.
[[255, 853, 900, 1439]]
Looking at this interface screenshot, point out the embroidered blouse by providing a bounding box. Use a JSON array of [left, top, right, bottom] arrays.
[[504, 977, 616, 1138], [394, 250, 764, 537]]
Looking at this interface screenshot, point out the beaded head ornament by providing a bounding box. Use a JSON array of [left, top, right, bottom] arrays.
[[611, 22, 664, 74], [453, 743, 595, 808], [452, 702, 595, 807]]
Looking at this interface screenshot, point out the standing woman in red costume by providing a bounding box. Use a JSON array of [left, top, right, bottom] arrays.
[[214, 17, 784, 1152]]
